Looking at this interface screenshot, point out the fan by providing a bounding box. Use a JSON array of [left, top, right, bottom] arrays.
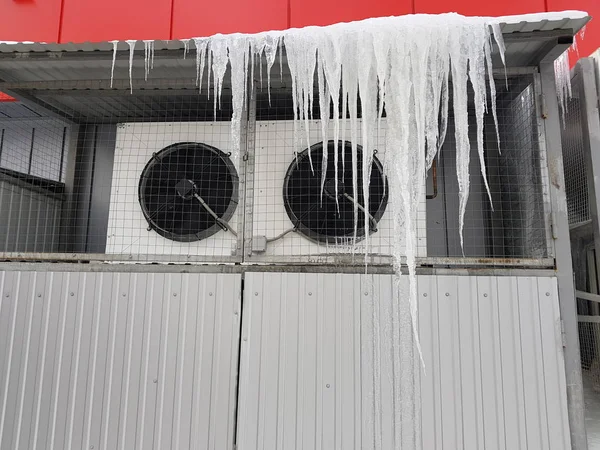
[[138, 142, 238, 242], [283, 140, 388, 244]]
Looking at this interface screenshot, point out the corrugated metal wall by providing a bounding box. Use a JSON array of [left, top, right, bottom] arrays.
[[0, 181, 62, 253], [238, 273, 571, 450], [0, 271, 241, 450]]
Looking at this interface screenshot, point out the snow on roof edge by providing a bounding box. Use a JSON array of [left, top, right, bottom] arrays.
[[0, 10, 589, 48]]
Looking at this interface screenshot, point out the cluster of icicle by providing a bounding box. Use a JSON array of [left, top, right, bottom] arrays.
[[111, 13, 506, 361]]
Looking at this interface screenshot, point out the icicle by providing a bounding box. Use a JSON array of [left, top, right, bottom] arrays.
[[263, 35, 280, 106], [143, 40, 152, 81], [182, 39, 190, 59], [317, 60, 330, 205], [449, 27, 471, 255], [193, 38, 209, 94], [485, 33, 502, 154], [317, 29, 343, 208], [126, 40, 136, 94], [555, 49, 572, 124], [110, 40, 118, 89], [357, 29, 378, 262], [284, 32, 318, 173], [210, 36, 229, 120], [468, 25, 493, 208]]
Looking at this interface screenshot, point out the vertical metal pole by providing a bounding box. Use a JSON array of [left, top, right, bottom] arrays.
[[539, 62, 588, 450], [242, 78, 257, 261]]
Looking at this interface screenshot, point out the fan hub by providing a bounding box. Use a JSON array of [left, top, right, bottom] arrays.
[[323, 178, 343, 201], [175, 178, 197, 200]]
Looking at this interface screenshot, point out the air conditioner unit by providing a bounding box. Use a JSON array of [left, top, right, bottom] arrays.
[[251, 119, 427, 258], [106, 122, 240, 257]]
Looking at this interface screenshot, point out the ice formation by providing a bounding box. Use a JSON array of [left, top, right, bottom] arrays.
[[108, 14, 507, 364]]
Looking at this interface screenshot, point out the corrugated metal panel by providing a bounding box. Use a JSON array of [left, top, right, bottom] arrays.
[[238, 273, 571, 450], [0, 271, 241, 450], [0, 181, 62, 253]]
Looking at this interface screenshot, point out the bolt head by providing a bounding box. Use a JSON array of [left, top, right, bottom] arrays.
[[445, 292, 450, 297]]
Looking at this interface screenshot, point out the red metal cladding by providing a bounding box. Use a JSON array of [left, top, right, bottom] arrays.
[[414, 0, 545, 16], [0, 0, 61, 43], [0, 92, 16, 102], [59, 0, 172, 43], [289, 0, 412, 28], [171, 0, 288, 39]]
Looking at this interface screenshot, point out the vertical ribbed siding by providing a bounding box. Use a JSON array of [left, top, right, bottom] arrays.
[[237, 273, 571, 450], [0, 271, 241, 450], [0, 181, 62, 253]]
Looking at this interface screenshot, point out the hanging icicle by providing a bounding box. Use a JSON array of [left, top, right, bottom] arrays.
[[126, 40, 137, 94], [110, 40, 119, 89]]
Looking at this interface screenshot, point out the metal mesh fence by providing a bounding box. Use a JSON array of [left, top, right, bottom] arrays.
[[0, 56, 551, 264], [562, 78, 591, 226]]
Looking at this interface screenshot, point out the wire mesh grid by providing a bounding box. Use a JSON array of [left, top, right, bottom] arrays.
[[562, 75, 591, 226], [579, 317, 600, 392], [0, 58, 551, 264]]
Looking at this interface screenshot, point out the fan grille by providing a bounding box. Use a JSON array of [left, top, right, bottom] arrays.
[[283, 140, 388, 245], [138, 142, 238, 242]]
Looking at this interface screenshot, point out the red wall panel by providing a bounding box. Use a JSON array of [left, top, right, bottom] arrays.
[[0, 0, 61, 43], [289, 0, 412, 28], [60, 0, 172, 43], [415, 0, 545, 16], [172, 0, 288, 39]]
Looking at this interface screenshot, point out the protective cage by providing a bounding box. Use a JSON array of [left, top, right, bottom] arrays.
[[0, 47, 553, 266]]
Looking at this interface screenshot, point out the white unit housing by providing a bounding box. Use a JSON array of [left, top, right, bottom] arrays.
[[252, 119, 427, 258], [106, 122, 238, 257]]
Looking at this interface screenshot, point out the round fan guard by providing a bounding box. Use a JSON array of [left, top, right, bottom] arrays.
[[138, 142, 238, 242], [283, 140, 388, 245]]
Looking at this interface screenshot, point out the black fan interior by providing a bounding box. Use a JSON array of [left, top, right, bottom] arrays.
[[283, 140, 388, 244], [138, 142, 238, 242]]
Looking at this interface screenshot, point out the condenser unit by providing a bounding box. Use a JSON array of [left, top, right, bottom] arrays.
[[251, 119, 427, 258], [106, 121, 240, 257]]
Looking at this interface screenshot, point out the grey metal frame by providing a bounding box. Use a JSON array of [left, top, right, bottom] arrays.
[[538, 62, 588, 450]]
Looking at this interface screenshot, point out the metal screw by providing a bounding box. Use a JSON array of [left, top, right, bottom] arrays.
[[326, 384, 330, 388], [173, 293, 177, 297], [243, 337, 247, 341], [484, 293, 488, 297], [308, 292, 312, 296], [254, 292, 258, 296], [209, 292, 213, 296], [423, 293, 427, 297], [445, 292, 450, 297], [546, 292, 550, 296], [153, 378, 158, 383], [37, 293, 41, 297], [364, 292, 368, 296], [122, 293, 126, 297], [70, 292, 74, 296]]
